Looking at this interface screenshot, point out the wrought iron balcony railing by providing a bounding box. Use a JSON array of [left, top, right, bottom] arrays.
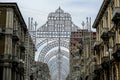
[[101, 56, 109, 63], [73, 56, 79, 60], [0, 54, 20, 62], [112, 43, 120, 61], [12, 55, 19, 67], [20, 41, 25, 52], [94, 64, 102, 75], [0, 54, 12, 62], [94, 41, 100, 51], [0, 54, 20, 67], [101, 56, 109, 69], [101, 28, 109, 43], [12, 30, 20, 41], [73, 65, 80, 71], [112, 7, 120, 22], [18, 59, 25, 74], [108, 30, 115, 38], [0, 27, 4, 37]]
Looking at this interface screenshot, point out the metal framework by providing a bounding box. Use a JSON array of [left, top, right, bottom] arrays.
[[29, 7, 79, 80], [44, 50, 69, 63]]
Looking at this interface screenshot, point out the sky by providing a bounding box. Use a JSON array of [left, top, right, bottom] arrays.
[[0, 0, 103, 29]]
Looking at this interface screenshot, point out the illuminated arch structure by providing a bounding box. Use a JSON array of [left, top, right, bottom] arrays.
[[30, 7, 79, 80]]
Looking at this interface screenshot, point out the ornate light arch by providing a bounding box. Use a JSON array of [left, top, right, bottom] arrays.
[[38, 40, 69, 61], [44, 49, 69, 63], [48, 56, 69, 68], [48, 56, 69, 67], [49, 61, 69, 74], [52, 70, 67, 80], [29, 7, 79, 79]]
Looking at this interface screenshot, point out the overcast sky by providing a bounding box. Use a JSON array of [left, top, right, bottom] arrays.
[[1, 0, 103, 29]]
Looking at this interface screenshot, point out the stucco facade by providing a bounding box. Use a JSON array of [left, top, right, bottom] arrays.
[[93, 0, 120, 80], [0, 3, 35, 80]]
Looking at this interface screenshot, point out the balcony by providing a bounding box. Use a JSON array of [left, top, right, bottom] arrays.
[[101, 56, 109, 69], [12, 30, 19, 41], [0, 28, 4, 37], [112, 7, 120, 23], [0, 54, 12, 62], [94, 64, 102, 75], [19, 59, 24, 68], [108, 30, 115, 39], [94, 41, 100, 51], [112, 43, 120, 61], [73, 56, 79, 60], [101, 28, 109, 43], [0, 54, 12, 67], [0, 28, 2, 35], [71, 49, 80, 58], [12, 56, 19, 66], [20, 42, 25, 52], [18, 59, 24, 73], [73, 65, 80, 71]]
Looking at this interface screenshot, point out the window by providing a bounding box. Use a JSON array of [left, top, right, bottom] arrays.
[[105, 12, 108, 28]]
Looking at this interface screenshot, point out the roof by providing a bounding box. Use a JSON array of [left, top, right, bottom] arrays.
[[92, 0, 111, 28], [0, 2, 27, 31]]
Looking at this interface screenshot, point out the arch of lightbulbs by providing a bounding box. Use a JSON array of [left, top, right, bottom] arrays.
[[32, 7, 79, 80]]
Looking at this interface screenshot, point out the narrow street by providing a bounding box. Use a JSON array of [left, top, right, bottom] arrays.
[[0, 0, 120, 80]]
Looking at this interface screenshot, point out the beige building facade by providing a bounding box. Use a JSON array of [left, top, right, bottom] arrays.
[[0, 3, 35, 80], [93, 0, 120, 80], [69, 29, 96, 80]]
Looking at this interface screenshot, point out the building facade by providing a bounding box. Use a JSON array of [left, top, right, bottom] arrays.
[[0, 3, 35, 80], [34, 62, 51, 80], [69, 29, 96, 80], [93, 0, 120, 80]]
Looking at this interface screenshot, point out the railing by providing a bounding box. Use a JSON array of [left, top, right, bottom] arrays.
[[101, 56, 109, 63], [101, 28, 109, 36], [94, 64, 102, 74], [94, 41, 101, 50], [12, 55, 19, 62], [0, 28, 4, 36], [20, 41, 25, 51], [19, 59, 24, 68], [0, 54, 20, 67], [101, 28, 109, 43], [112, 7, 120, 21], [94, 41, 100, 47], [0, 54, 12, 61], [12, 30, 20, 41], [73, 65, 80, 71], [94, 64, 101, 70], [112, 43, 120, 61], [113, 43, 120, 53], [73, 56, 79, 60]]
